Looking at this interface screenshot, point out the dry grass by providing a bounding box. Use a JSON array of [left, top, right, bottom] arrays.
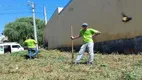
[[0, 49, 142, 80]]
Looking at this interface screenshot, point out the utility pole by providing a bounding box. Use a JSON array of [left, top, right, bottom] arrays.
[[28, 0, 38, 49], [43, 6, 47, 25]]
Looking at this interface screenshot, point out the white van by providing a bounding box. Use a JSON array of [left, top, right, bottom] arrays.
[[0, 42, 24, 54]]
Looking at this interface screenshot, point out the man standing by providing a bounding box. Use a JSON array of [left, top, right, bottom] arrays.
[[24, 36, 38, 59], [71, 23, 101, 64]]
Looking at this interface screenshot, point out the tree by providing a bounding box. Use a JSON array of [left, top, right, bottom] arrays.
[[3, 17, 45, 46]]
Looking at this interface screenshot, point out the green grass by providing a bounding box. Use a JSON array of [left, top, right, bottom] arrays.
[[0, 49, 142, 80]]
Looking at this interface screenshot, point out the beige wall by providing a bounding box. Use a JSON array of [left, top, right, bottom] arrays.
[[43, 0, 142, 48]]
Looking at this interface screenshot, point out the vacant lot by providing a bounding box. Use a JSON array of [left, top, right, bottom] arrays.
[[0, 49, 142, 80]]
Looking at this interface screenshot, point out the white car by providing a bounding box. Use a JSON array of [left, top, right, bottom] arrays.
[[0, 42, 24, 54]]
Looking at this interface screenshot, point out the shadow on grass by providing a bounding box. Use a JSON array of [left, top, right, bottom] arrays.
[[69, 62, 88, 65], [22, 54, 42, 59]]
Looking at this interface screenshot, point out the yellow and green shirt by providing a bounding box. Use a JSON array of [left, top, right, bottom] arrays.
[[80, 28, 98, 43], [24, 39, 36, 48]]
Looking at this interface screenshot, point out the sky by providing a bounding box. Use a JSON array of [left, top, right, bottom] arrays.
[[0, 0, 70, 33]]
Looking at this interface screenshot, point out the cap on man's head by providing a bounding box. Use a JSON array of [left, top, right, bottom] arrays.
[[82, 23, 88, 27]]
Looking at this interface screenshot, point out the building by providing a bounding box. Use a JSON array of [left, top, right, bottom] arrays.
[[43, 0, 142, 53]]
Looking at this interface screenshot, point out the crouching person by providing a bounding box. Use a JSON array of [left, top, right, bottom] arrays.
[[24, 36, 38, 59]]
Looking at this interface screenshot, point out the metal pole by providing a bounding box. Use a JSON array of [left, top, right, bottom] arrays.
[[31, 2, 38, 49], [43, 6, 47, 25]]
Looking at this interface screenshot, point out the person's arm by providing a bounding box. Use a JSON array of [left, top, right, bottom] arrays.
[[91, 29, 101, 38], [23, 41, 28, 49], [33, 40, 37, 44], [94, 30, 101, 35], [23, 41, 26, 46], [71, 34, 81, 40]]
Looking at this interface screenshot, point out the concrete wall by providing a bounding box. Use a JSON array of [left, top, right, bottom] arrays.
[[43, 0, 142, 49]]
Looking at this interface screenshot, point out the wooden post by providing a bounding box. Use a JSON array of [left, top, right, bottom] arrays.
[[71, 26, 74, 64]]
